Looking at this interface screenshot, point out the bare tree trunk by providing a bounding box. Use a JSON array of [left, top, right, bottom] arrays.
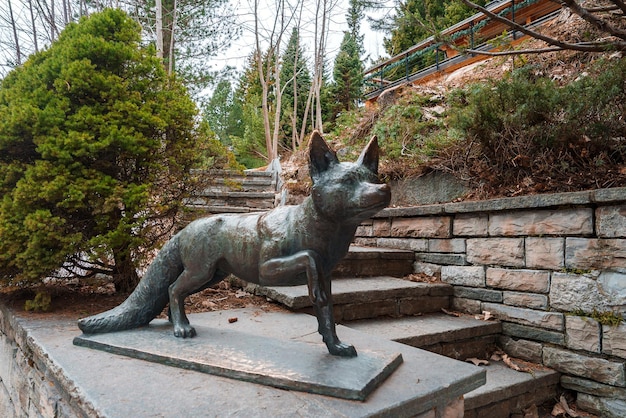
[[298, 82, 314, 147], [312, 0, 333, 134], [167, 0, 177, 75], [27, 0, 39, 53], [254, 0, 291, 161], [62, 0, 68, 24], [8, 0, 21, 65], [161, 0, 176, 74], [254, 0, 274, 161], [270, 0, 290, 160], [291, 3, 304, 151], [312, 0, 321, 133], [51, 0, 56, 41], [156, 0, 164, 59]]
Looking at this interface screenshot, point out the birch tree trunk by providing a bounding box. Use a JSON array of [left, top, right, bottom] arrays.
[[291, 2, 304, 150], [155, 0, 164, 59], [254, 0, 274, 161], [253, 0, 296, 162], [167, 0, 177, 75], [311, 0, 335, 134]]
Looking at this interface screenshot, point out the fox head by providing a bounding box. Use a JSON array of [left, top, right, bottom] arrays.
[[308, 131, 391, 223]]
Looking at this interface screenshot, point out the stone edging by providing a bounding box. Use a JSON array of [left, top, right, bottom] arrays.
[[375, 187, 626, 217]]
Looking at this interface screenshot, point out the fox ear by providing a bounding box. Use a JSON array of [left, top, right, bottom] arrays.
[[309, 130, 339, 181], [357, 135, 380, 175]]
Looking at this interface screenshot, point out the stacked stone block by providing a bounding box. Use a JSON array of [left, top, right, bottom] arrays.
[[0, 305, 92, 417], [355, 187, 626, 418]]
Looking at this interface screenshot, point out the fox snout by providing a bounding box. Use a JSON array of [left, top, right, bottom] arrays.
[[363, 182, 391, 210]]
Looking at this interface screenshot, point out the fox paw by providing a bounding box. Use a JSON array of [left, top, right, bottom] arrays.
[[173, 324, 196, 338], [327, 342, 357, 357]]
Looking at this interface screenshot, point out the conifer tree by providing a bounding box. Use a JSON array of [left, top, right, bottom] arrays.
[[332, 32, 364, 113], [229, 53, 269, 168], [280, 27, 311, 150], [204, 79, 243, 146], [0, 9, 211, 290]]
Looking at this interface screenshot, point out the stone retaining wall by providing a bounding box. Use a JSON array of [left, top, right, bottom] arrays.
[[0, 305, 92, 417], [356, 187, 626, 418]]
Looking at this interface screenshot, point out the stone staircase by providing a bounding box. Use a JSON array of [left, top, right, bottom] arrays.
[[246, 245, 560, 417], [184, 169, 278, 220]]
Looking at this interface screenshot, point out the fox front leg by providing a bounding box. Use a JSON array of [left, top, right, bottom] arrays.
[[260, 250, 357, 357]]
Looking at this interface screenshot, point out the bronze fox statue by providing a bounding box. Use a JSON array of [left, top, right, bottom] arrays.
[[77, 131, 391, 357]]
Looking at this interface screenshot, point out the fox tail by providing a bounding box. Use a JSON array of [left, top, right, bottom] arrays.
[[77, 236, 183, 334]]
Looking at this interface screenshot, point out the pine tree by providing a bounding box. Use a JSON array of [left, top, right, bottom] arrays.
[[280, 28, 311, 150], [332, 32, 364, 113], [204, 79, 243, 146], [0, 10, 210, 291], [229, 53, 270, 168]]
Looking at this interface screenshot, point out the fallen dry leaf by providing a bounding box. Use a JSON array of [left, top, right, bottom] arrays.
[[228, 317, 238, 323], [442, 308, 462, 317], [500, 352, 539, 375], [490, 352, 502, 361], [201, 300, 217, 309], [503, 354, 523, 371], [523, 404, 538, 418], [551, 402, 567, 416], [551, 394, 599, 417], [466, 357, 489, 366], [474, 311, 494, 321]]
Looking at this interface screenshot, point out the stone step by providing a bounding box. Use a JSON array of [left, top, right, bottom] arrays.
[[463, 361, 560, 418], [246, 276, 452, 322], [195, 190, 276, 199], [191, 168, 274, 178], [185, 205, 260, 214], [333, 245, 414, 278], [344, 314, 559, 417], [344, 313, 502, 361], [185, 193, 276, 211], [203, 182, 275, 194], [185, 170, 277, 218], [202, 176, 276, 193]]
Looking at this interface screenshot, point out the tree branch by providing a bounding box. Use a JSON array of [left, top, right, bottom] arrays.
[[606, 0, 626, 16], [463, 46, 564, 55], [459, 0, 620, 52], [561, 0, 626, 40], [584, 5, 620, 13]]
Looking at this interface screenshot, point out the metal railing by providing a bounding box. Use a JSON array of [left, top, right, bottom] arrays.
[[363, 0, 562, 101]]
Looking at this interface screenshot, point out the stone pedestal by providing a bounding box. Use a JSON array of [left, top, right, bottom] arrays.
[[10, 308, 485, 417], [74, 318, 403, 401]]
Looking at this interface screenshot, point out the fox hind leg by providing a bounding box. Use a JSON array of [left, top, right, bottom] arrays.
[[168, 266, 224, 338]]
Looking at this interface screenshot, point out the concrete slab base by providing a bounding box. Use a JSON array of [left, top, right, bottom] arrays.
[[20, 308, 485, 417], [74, 319, 403, 401]]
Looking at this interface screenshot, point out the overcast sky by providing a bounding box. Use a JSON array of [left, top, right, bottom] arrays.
[[212, 0, 395, 74], [0, 0, 396, 84]]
